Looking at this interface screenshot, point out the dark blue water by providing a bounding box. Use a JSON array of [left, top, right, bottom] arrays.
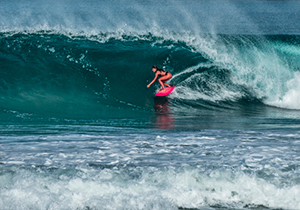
[[1, 1, 300, 209]]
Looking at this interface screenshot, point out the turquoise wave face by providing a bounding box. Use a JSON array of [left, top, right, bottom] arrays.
[[0, 32, 300, 119]]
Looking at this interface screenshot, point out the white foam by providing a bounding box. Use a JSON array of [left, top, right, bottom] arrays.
[[1, 167, 300, 210], [170, 70, 243, 102], [267, 72, 300, 110], [169, 33, 300, 110]]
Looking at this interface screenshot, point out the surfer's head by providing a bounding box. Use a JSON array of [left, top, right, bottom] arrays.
[[152, 65, 158, 72]]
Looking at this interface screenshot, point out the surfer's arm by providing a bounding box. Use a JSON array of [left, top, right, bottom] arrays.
[[147, 73, 158, 88]]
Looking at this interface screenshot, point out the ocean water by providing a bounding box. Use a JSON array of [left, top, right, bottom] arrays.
[[1, 0, 300, 209]]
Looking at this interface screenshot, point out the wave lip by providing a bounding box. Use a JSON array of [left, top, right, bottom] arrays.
[[1, 0, 300, 35], [169, 34, 300, 111], [267, 72, 300, 110]]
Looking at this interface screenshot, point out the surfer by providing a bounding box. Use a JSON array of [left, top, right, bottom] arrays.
[[147, 65, 172, 91]]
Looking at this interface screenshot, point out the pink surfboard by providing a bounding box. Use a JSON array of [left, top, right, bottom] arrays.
[[155, 86, 175, 97]]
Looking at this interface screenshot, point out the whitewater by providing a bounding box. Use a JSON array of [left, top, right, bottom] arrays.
[[1, 0, 300, 210]]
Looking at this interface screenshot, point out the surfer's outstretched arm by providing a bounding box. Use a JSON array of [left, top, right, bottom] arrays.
[[147, 73, 158, 88]]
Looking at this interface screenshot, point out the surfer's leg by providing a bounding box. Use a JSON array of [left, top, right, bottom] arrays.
[[159, 74, 172, 90], [158, 79, 165, 91], [163, 82, 171, 87]]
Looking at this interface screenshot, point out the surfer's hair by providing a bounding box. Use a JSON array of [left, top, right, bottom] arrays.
[[152, 65, 158, 69]]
